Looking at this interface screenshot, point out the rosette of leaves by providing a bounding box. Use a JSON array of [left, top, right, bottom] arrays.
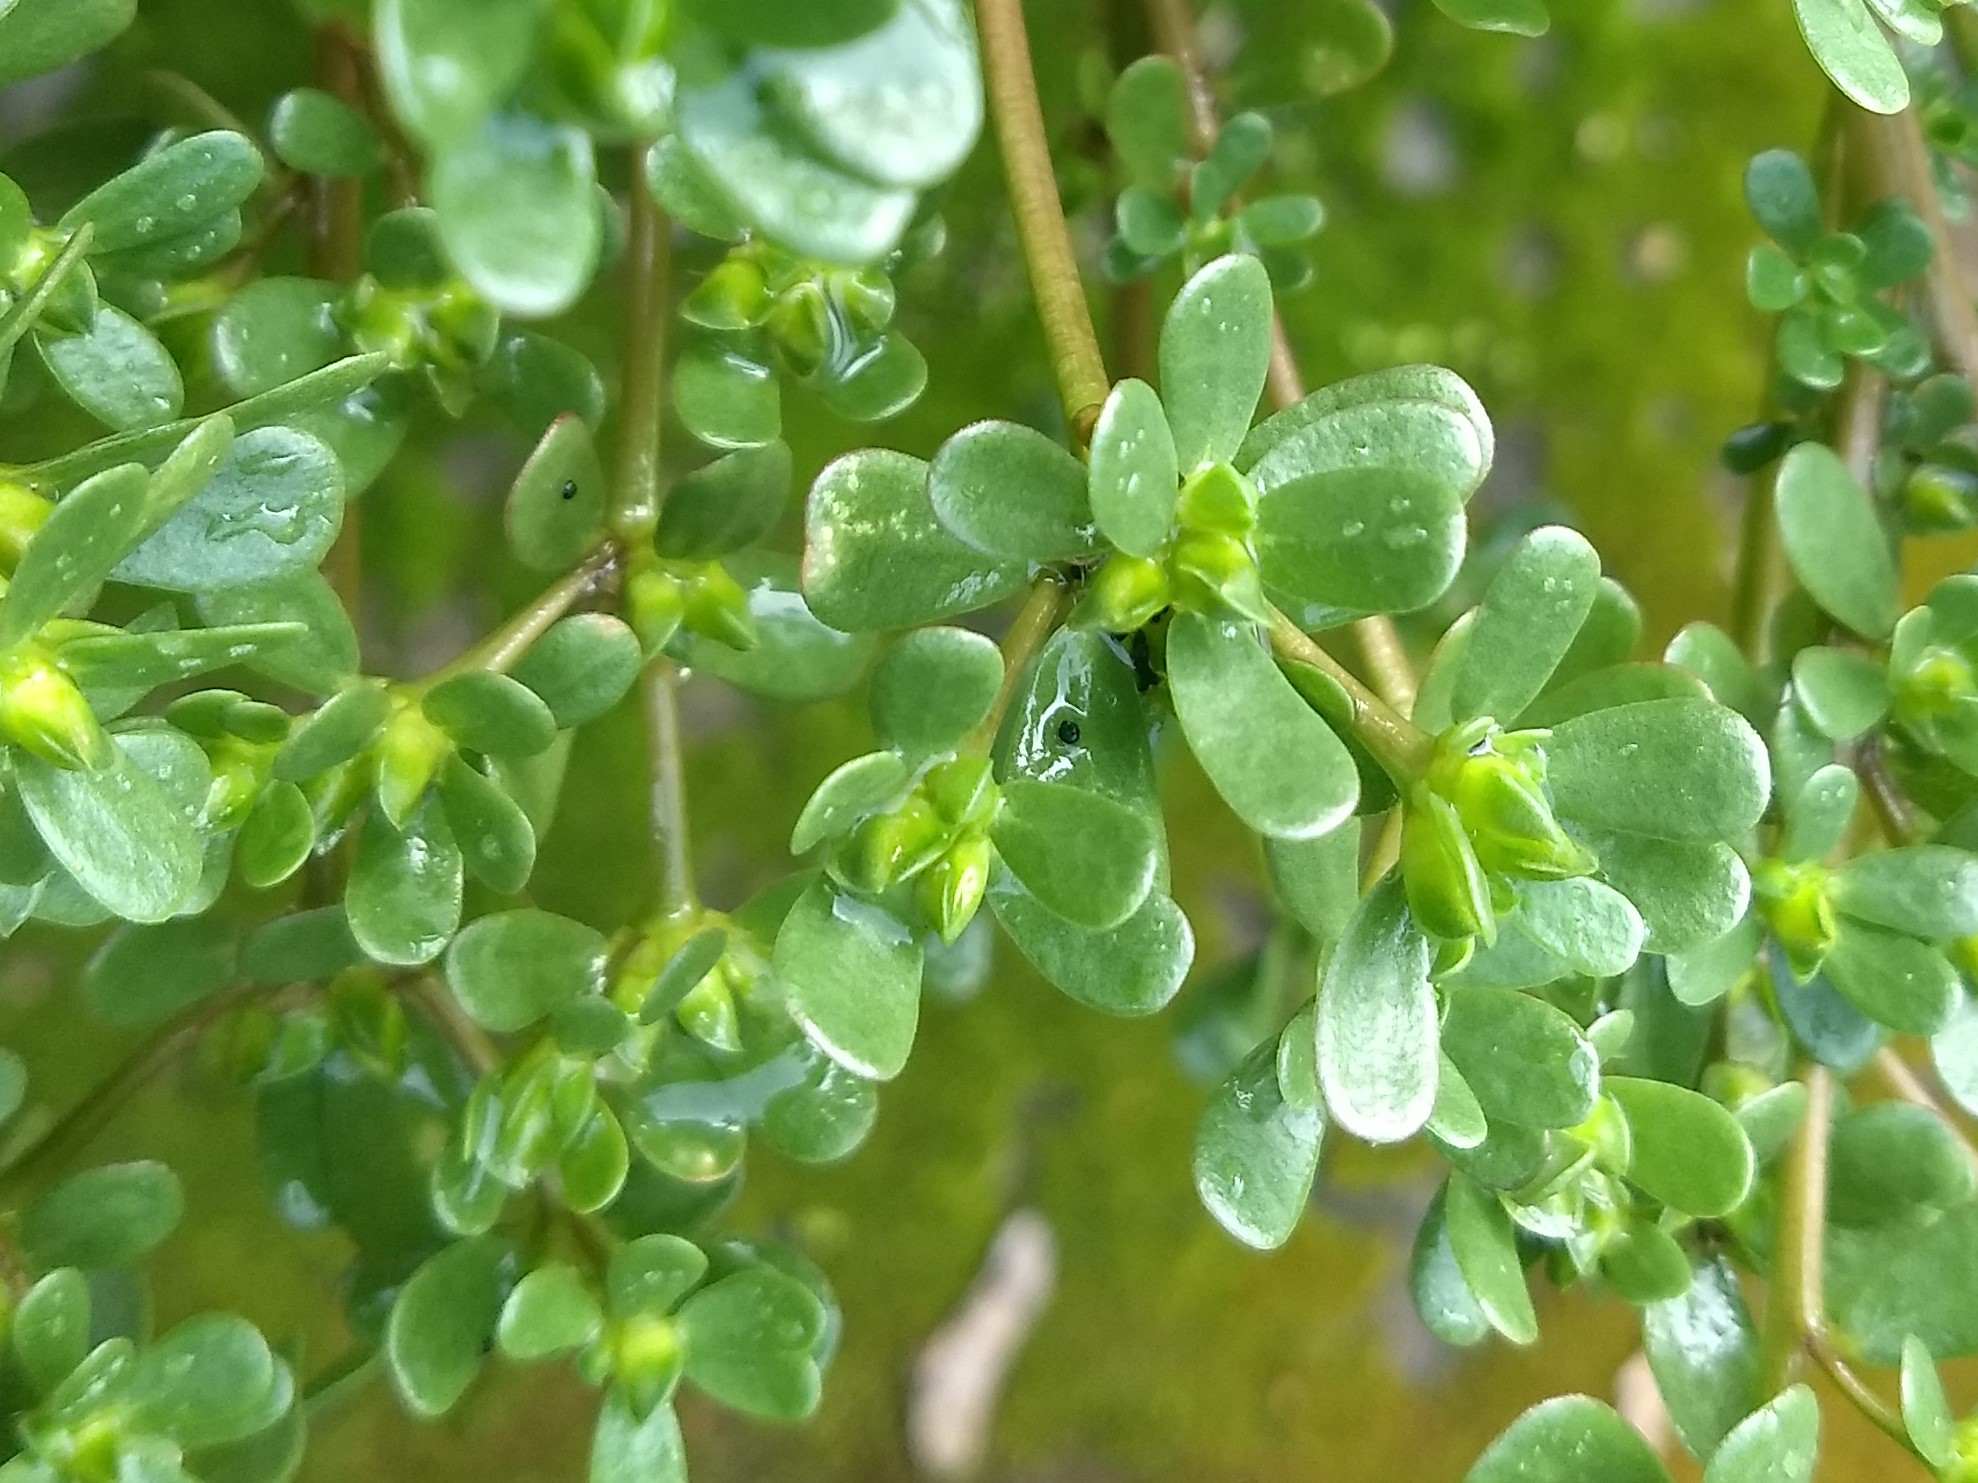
[[1744, 149, 1934, 395], [1102, 58, 1324, 289], [1791, 0, 1975, 115], [648, 0, 983, 268], [674, 233, 935, 446], [388, 1229, 834, 1475], [1884, 573, 1978, 795]]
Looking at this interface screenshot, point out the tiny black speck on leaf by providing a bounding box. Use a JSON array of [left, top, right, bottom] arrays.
[[1057, 720, 1081, 745], [560, 480, 578, 500]]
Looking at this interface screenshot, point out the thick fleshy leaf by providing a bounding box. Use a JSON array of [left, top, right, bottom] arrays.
[[440, 754, 537, 894], [1106, 56, 1187, 191], [928, 420, 1096, 561], [677, 551, 875, 703], [791, 751, 909, 855], [375, 0, 540, 144], [1194, 1034, 1324, 1250], [16, 740, 199, 923], [1792, 0, 1909, 114], [1443, 1174, 1537, 1346], [1935, 998, 1978, 1118], [1607, 1076, 1755, 1217], [1465, 1396, 1670, 1483], [115, 427, 345, 594], [1901, 1335, 1956, 1470], [869, 626, 1002, 758], [1256, 465, 1466, 622], [270, 87, 383, 177], [990, 778, 1157, 931], [432, 113, 600, 318], [20, 1160, 182, 1269], [803, 449, 1027, 631], [13, 1268, 90, 1393], [1779, 764, 1859, 864], [346, 798, 463, 966], [1547, 698, 1769, 842], [62, 131, 262, 253], [677, 1268, 826, 1421], [1263, 823, 1360, 949], [0, 0, 139, 89], [673, 346, 779, 451], [1828, 1101, 1974, 1227], [1745, 150, 1822, 256], [1440, 988, 1599, 1129], [1833, 1202, 1978, 1361], [37, 306, 181, 431], [498, 1264, 603, 1361], [989, 877, 1192, 1016], [1452, 526, 1600, 724], [1431, 0, 1551, 37], [56, 624, 306, 692], [85, 916, 235, 1026], [656, 443, 791, 561], [1160, 255, 1273, 470], [423, 671, 557, 757], [125, 1314, 282, 1448], [1702, 1387, 1818, 1483], [1790, 646, 1888, 741], [1516, 876, 1645, 977], [1088, 378, 1178, 558], [512, 615, 642, 728], [446, 909, 605, 1033], [385, 1237, 508, 1418], [1238, 365, 1493, 483], [775, 883, 921, 1080], [1831, 845, 1978, 939], [1315, 876, 1437, 1142], [1667, 913, 1763, 1007], [1578, 831, 1750, 954], [197, 570, 359, 695], [505, 415, 605, 572], [590, 1393, 686, 1483], [1410, 1187, 1492, 1346], [1775, 442, 1899, 639], [0, 463, 149, 649], [1643, 1256, 1762, 1461], [1166, 612, 1357, 840], [1824, 921, 1959, 1036]]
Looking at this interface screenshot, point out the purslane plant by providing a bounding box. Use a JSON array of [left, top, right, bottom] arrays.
[[0, 2, 1976, 1482]]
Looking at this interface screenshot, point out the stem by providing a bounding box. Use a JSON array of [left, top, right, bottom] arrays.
[[966, 575, 1070, 753], [1807, 1334, 1925, 1459], [608, 144, 671, 544], [1267, 605, 1433, 779], [645, 659, 697, 915], [976, 0, 1112, 438], [312, 24, 368, 615], [0, 983, 270, 1202], [1729, 458, 1784, 660], [1860, 107, 1978, 389], [433, 544, 618, 680], [1760, 1063, 1831, 1394], [1144, 0, 1218, 153]]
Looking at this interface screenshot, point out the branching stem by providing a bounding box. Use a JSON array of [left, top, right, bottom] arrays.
[[432, 544, 618, 681], [967, 575, 1070, 753], [1267, 606, 1433, 779]]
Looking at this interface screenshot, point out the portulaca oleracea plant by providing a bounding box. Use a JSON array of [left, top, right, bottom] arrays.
[[1, 0, 1978, 1481]]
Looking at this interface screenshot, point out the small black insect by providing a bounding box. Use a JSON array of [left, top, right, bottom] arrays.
[[560, 480, 578, 501], [1056, 719, 1081, 746]]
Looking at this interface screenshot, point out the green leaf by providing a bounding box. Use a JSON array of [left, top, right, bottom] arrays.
[[16, 740, 200, 924], [20, 1160, 182, 1268], [1088, 378, 1179, 559], [1775, 443, 1899, 639], [803, 449, 1028, 631], [869, 626, 1002, 757], [0, 0, 137, 88], [1899, 1335, 1956, 1470], [1194, 1034, 1325, 1250], [1166, 612, 1358, 840], [85, 917, 235, 1027], [423, 671, 557, 757], [1834, 1202, 1978, 1360], [1824, 921, 1959, 1036], [1642, 1256, 1761, 1462], [13, 1268, 90, 1393], [1602, 1221, 1693, 1305], [1193, 113, 1272, 217], [37, 306, 182, 431], [498, 1264, 603, 1360], [480, 329, 607, 435], [1578, 831, 1751, 955], [269, 87, 382, 176], [446, 909, 604, 1032], [62, 131, 262, 253], [197, 571, 359, 696], [1431, 0, 1551, 37], [791, 750, 908, 854], [375, 0, 540, 145], [989, 878, 1193, 1016], [237, 781, 317, 889], [1607, 1076, 1755, 1218], [774, 883, 921, 1081], [1829, 1102, 1974, 1226], [1238, 365, 1494, 483], [674, 69, 915, 265], [1935, 998, 1978, 1119], [1316, 876, 1437, 1143], [1831, 845, 1978, 938], [431, 113, 600, 318], [990, 778, 1157, 931], [608, 1234, 706, 1320], [1443, 1173, 1537, 1346], [1517, 875, 1645, 977], [346, 798, 462, 966], [0, 463, 149, 649], [385, 1237, 508, 1418], [1160, 255, 1274, 471], [1668, 913, 1763, 1007], [1453, 526, 1601, 723], [1410, 1188, 1492, 1346], [1702, 1386, 1818, 1483], [274, 683, 391, 781], [761, 0, 981, 190], [678, 1267, 826, 1421], [1256, 465, 1467, 622], [590, 1393, 686, 1483], [1464, 1396, 1670, 1483], [1792, 0, 1909, 114], [1263, 823, 1361, 948], [656, 443, 791, 561], [126, 1314, 281, 1449], [1106, 56, 1188, 191], [1547, 698, 1770, 842], [115, 427, 345, 594], [505, 415, 605, 572], [1779, 763, 1859, 864], [1745, 150, 1822, 256], [681, 0, 898, 48], [511, 615, 641, 728], [674, 346, 780, 452], [210, 278, 343, 400], [676, 551, 875, 703], [760, 1048, 880, 1163], [1440, 988, 1599, 1129], [55, 624, 306, 693], [928, 420, 1097, 562], [440, 754, 536, 894]]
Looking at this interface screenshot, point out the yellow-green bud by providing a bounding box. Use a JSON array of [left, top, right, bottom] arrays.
[[612, 1314, 685, 1416], [917, 833, 993, 943], [1904, 462, 1978, 532], [1446, 747, 1594, 882], [843, 794, 950, 893], [203, 744, 267, 829], [682, 256, 772, 331], [426, 280, 500, 371], [1897, 643, 1977, 722], [766, 279, 836, 377], [1568, 1097, 1633, 1175], [1401, 789, 1494, 944], [1082, 552, 1171, 633], [1169, 529, 1268, 623], [836, 268, 897, 336], [0, 649, 108, 770], [374, 700, 453, 828], [0, 481, 52, 573], [921, 754, 998, 830], [1948, 1416, 1978, 1483], [1752, 858, 1837, 982], [682, 562, 757, 652], [339, 276, 422, 369], [675, 972, 743, 1054], [626, 564, 687, 654], [1176, 462, 1257, 538]]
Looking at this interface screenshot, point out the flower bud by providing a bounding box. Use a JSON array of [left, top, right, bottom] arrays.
[[0, 481, 52, 574], [766, 280, 838, 378], [1081, 552, 1170, 633], [374, 700, 452, 827], [836, 269, 897, 336], [1443, 737, 1594, 883], [682, 256, 771, 332], [0, 649, 107, 771], [842, 794, 950, 894], [683, 562, 758, 652], [1401, 789, 1494, 944], [612, 1314, 685, 1418], [626, 564, 686, 654], [675, 972, 743, 1053], [1170, 529, 1268, 623], [1753, 858, 1837, 981], [426, 281, 501, 371], [1904, 462, 1978, 533], [917, 833, 992, 943], [921, 755, 998, 829], [339, 275, 421, 369], [1176, 462, 1258, 538]]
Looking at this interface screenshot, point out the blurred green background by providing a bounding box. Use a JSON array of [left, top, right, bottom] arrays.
[[1, 0, 1962, 1478]]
